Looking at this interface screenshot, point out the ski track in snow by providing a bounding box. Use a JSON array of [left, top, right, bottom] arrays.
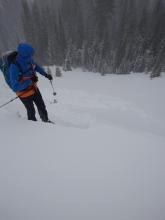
[[45, 87, 163, 136]]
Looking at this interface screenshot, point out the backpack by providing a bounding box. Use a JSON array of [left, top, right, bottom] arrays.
[[0, 51, 19, 88]]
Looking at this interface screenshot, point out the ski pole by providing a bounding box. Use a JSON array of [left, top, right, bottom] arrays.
[[0, 96, 19, 109], [0, 86, 35, 109], [50, 80, 57, 96]]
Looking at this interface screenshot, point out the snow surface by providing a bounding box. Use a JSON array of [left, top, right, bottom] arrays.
[[0, 69, 165, 220]]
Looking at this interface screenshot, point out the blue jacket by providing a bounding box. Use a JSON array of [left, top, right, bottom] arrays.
[[9, 43, 46, 92]]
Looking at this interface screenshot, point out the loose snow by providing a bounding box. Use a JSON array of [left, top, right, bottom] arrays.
[[0, 69, 165, 220]]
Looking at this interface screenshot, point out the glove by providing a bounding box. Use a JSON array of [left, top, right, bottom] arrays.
[[45, 73, 53, 81], [31, 75, 38, 83]]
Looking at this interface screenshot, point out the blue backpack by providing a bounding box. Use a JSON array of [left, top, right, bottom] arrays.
[[0, 51, 19, 88]]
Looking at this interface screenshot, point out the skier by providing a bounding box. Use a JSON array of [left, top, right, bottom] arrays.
[[9, 43, 53, 122]]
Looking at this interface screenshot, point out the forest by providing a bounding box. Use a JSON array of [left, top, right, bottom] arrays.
[[1, 0, 165, 78]]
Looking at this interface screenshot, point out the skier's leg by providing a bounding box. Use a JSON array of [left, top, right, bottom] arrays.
[[20, 96, 37, 121], [33, 89, 49, 122]]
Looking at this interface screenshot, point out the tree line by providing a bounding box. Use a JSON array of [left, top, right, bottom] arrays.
[[22, 0, 165, 78]]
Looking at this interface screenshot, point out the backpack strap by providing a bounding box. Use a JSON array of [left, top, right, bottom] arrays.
[[14, 61, 23, 75], [14, 61, 37, 83], [14, 60, 35, 75]]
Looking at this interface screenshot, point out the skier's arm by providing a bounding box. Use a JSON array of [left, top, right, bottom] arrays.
[[34, 63, 53, 80], [34, 63, 47, 76], [9, 65, 32, 92]]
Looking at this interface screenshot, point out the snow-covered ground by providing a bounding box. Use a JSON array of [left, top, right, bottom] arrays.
[[0, 69, 165, 220]]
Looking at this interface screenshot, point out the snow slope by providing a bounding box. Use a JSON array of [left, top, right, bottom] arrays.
[[0, 69, 165, 220]]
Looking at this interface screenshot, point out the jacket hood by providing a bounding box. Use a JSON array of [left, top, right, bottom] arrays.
[[17, 43, 35, 59]]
